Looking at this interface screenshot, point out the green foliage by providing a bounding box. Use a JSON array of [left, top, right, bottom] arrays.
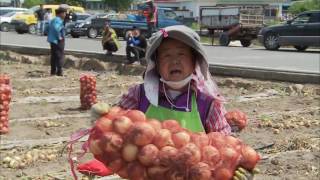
[[46, 0, 84, 6], [23, 0, 44, 8], [289, 0, 320, 15], [265, 19, 283, 26], [104, 0, 133, 12], [189, 22, 200, 30]]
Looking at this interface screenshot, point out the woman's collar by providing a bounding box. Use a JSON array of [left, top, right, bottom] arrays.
[[159, 80, 198, 98]]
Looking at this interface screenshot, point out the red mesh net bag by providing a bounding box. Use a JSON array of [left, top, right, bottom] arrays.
[[71, 107, 260, 180], [80, 74, 97, 110], [0, 75, 11, 134], [67, 107, 260, 180], [225, 109, 248, 131], [0, 74, 10, 85]]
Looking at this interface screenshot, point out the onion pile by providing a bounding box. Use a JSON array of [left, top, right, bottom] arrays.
[[0, 74, 11, 134], [87, 107, 260, 180], [225, 110, 248, 131], [2, 148, 58, 169], [80, 74, 97, 110]]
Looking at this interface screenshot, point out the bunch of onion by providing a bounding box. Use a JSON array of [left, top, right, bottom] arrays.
[[87, 107, 260, 180], [80, 74, 97, 110], [0, 82, 11, 134]]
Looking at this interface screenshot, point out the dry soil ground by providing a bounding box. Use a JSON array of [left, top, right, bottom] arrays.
[[0, 51, 319, 180]]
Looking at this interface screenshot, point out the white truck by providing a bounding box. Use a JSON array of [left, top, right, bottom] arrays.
[[200, 6, 264, 47]]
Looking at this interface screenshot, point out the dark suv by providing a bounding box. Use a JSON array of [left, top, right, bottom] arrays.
[[258, 10, 320, 51]]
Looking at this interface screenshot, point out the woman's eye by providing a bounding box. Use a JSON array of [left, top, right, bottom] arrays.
[[162, 54, 170, 59]]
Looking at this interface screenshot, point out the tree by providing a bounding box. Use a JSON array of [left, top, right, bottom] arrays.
[[104, 0, 133, 12], [289, 0, 320, 14], [46, 0, 84, 6], [23, 0, 44, 8]]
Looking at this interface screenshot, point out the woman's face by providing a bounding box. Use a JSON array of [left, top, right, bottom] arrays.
[[157, 38, 194, 82]]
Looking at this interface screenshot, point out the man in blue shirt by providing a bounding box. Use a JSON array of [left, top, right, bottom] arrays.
[[126, 27, 147, 64], [47, 7, 67, 76]]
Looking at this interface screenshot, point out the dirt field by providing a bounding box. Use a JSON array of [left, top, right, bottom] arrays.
[[0, 51, 319, 180]]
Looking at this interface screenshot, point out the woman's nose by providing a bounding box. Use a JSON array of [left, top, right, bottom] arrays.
[[172, 58, 181, 64]]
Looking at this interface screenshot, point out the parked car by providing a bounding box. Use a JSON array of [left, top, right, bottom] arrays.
[[88, 13, 147, 39], [258, 10, 320, 51], [11, 4, 85, 34], [65, 12, 91, 35], [0, 11, 25, 31], [0, 7, 27, 16], [86, 7, 182, 39], [70, 13, 108, 38]]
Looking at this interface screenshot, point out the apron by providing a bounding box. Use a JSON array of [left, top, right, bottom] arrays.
[[145, 93, 205, 132]]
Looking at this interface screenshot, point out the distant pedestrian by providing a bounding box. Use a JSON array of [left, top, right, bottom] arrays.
[[35, 4, 46, 35], [144, 0, 157, 37], [47, 7, 67, 76], [101, 20, 119, 55], [126, 27, 147, 64], [44, 9, 53, 35], [44, 9, 53, 22]]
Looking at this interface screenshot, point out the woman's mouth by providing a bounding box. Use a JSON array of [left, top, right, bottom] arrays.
[[170, 69, 182, 75]]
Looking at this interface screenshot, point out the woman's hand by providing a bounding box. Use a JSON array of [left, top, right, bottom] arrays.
[[233, 167, 260, 180]]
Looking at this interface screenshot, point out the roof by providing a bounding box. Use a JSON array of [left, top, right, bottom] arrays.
[[216, 0, 289, 4]]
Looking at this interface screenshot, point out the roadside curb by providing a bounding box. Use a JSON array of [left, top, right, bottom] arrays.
[[1, 44, 319, 84]]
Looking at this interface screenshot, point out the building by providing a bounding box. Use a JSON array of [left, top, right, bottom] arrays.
[[215, 0, 292, 20], [155, 0, 217, 19]]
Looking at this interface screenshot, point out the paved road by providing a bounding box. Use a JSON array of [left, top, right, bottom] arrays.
[[1, 31, 319, 73]]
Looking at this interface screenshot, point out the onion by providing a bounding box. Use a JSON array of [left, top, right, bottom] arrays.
[[147, 166, 169, 180], [219, 147, 240, 168], [189, 162, 212, 180], [165, 171, 185, 180], [225, 135, 241, 148], [89, 139, 103, 155], [190, 132, 209, 149], [108, 158, 124, 172], [117, 164, 129, 178], [105, 106, 124, 120], [125, 110, 146, 122], [240, 145, 260, 170], [91, 103, 110, 118], [172, 131, 190, 148], [122, 143, 139, 162], [158, 146, 178, 166], [127, 161, 146, 180], [207, 132, 226, 148], [138, 144, 159, 166], [213, 167, 233, 180], [101, 132, 123, 153], [128, 122, 156, 146], [176, 143, 201, 167], [95, 117, 113, 132], [148, 119, 162, 131], [113, 116, 133, 135], [201, 145, 220, 167], [153, 129, 174, 149], [162, 120, 181, 133]]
